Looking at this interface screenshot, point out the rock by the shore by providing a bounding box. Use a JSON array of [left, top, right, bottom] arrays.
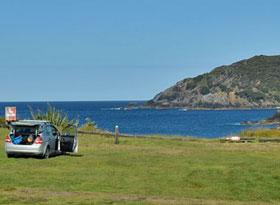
[[241, 111, 280, 126]]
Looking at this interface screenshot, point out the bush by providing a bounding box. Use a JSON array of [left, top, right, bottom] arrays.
[[240, 129, 280, 138], [238, 89, 266, 101], [185, 81, 196, 90], [218, 84, 229, 93], [274, 95, 280, 102], [29, 104, 79, 132], [79, 118, 97, 132], [200, 86, 210, 95], [193, 74, 204, 83], [0, 117, 7, 128]]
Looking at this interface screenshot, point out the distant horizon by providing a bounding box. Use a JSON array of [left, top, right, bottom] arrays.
[[0, 100, 147, 103]]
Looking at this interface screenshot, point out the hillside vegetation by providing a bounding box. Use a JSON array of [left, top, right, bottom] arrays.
[[147, 55, 280, 108]]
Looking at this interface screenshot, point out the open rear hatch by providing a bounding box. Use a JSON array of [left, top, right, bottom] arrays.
[[60, 125, 78, 153], [9, 125, 40, 145]]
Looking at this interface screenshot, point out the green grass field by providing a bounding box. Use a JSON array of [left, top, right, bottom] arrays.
[[0, 128, 280, 205]]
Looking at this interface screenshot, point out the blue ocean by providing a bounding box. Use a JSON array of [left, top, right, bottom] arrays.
[[0, 101, 277, 138]]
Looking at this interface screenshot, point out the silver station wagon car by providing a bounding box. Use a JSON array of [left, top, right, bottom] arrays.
[[5, 120, 78, 159]]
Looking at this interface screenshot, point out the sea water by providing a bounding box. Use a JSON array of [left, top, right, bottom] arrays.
[[0, 101, 276, 138]]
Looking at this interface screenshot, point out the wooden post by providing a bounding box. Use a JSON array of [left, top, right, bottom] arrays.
[[114, 125, 119, 144]]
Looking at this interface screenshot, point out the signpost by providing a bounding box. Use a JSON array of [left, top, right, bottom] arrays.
[[5, 107, 16, 122]]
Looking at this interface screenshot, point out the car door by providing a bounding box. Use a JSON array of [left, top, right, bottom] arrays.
[[50, 125, 60, 152], [60, 125, 78, 153], [46, 125, 56, 153]]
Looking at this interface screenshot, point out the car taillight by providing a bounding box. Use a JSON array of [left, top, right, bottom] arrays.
[[34, 135, 43, 144], [5, 135, 11, 143]]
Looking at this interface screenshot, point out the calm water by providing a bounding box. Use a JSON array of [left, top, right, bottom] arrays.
[[0, 101, 277, 138]]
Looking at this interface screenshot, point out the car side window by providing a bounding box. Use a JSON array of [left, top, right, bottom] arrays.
[[46, 125, 52, 137], [51, 126, 59, 137], [41, 125, 47, 138]]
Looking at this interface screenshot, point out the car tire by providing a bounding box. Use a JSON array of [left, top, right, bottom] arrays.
[[7, 153, 14, 158], [43, 146, 50, 159]]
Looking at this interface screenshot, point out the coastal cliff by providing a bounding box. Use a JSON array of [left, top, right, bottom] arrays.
[[147, 55, 280, 109]]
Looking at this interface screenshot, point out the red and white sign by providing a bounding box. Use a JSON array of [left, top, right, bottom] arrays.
[[5, 107, 16, 122]]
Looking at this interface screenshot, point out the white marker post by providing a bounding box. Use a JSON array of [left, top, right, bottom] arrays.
[[115, 125, 119, 144]]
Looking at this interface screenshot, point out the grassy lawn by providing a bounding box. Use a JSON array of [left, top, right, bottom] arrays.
[[0, 128, 280, 205]]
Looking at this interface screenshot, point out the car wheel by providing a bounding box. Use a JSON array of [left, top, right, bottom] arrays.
[[43, 146, 50, 159], [7, 153, 14, 158]]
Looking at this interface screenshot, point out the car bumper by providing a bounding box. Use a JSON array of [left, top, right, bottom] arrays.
[[5, 143, 45, 155]]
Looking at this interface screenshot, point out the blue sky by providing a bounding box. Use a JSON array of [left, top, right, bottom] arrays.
[[1, 0, 280, 101]]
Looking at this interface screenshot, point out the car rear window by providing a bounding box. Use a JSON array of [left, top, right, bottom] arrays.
[[12, 126, 39, 136]]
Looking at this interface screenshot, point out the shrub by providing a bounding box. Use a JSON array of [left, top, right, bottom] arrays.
[[185, 81, 196, 90], [274, 95, 280, 102], [79, 118, 97, 132], [200, 86, 210, 95], [29, 104, 79, 132], [193, 74, 204, 83], [218, 84, 229, 93], [238, 89, 266, 101], [240, 129, 280, 138], [0, 117, 7, 128]]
